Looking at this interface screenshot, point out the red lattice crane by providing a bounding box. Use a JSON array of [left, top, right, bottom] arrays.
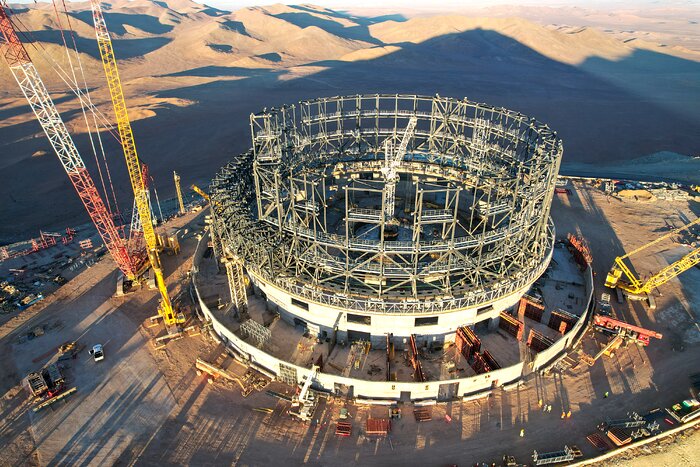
[[0, 5, 143, 279]]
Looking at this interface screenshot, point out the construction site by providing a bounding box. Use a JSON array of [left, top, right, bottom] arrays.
[[1, 2, 700, 466]]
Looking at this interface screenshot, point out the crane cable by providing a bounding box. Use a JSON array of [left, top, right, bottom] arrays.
[[4, 2, 159, 219], [49, 0, 118, 217], [2, 3, 120, 143], [58, 0, 122, 217]]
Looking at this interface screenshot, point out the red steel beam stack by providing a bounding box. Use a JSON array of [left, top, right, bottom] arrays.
[[499, 312, 524, 340], [455, 326, 481, 362], [409, 334, 425, 382], [366, 418, 391, 435], [335, 422, 352, 437], [471, 352, 491, 374], [527, 329, 554, 353], [518, 295, 545, 322], [482, 349, 500, 370], [567, 233, 593, 268], [548, 309, 578, 334]]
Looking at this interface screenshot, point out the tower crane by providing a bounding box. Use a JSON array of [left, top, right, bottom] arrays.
[[174, 171, 185, 215], [381, 117, 417, 223], [89, 0, 182, 327], [0, 5, 143, 280], [605, 216, 700, 297]]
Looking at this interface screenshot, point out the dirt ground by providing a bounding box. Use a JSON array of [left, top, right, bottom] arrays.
[[599, 425, 700, 467], [0, 182, 698, 466]]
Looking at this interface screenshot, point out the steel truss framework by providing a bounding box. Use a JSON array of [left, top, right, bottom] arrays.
[[210, 95, 562, 314]]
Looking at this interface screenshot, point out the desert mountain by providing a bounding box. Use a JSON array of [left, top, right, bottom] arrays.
[[0, 1, 698, 242], [3, 0, 697, 87]]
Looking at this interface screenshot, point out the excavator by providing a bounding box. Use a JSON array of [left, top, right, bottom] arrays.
[[605, 216, 700, 302]]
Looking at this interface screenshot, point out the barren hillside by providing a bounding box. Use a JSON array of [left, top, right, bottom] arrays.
[[0, 0, 698, 242]]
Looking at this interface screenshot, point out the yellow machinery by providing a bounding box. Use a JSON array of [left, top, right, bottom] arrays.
[[605, 216, 700, 296], [191, 184, 210, 203], [90, 0, 182, 327], [174, 171, 185, 215], [580, 334, 624, 366]]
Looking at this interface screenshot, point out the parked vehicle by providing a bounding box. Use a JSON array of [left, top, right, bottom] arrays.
[[89, 344, 104, 362]]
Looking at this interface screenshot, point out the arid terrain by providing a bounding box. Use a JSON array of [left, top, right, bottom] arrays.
[[1, 3, 699, 465], [1, 0, 699, 243], [0, 180, 698, 466]]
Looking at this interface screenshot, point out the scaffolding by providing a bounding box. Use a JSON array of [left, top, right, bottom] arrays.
[[240, 319, 271, 348], [224, 257, 247, 315]]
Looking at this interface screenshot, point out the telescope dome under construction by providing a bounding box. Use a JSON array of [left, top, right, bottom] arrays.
[[208, 94, 562, 343]]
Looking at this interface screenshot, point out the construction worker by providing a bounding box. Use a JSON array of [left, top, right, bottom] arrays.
[[566, 410, 572, 418], [561, 412, 566, 419], [604, 391, 609, 398], [520, 428, 525, 437], [538, 399, 543, 408]]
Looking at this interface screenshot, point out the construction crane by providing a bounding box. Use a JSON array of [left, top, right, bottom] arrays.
[[592, 314, 663, 345], [174, 171, 185, 215], [89, 0, 182, 327], [191, 184, 210, 203], [291, 365, 320, 421], [580, 334, 625, 366], [381, 116, 417, 223], [581, 315, 662, 366], [605, 216, 700, 296], [0, 5, 143, 280]]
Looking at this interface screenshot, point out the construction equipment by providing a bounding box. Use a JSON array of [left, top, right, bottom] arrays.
[[605, 216, 700, 297], [290, 365, 320, 421], [25, 362, 68, 406], [33, 386, 77, 412], [0, 5, 142, 281], [174, 171, 185, 215], [580, 334, 624, 366], [381, 116, 417, 223], [89, 0, 182, 329], [26, 372, 48, 397], [592, 315, 663, 346], [666, 398, 700, 424], [191, 184, 210, 203], [582, 314, 662, 365]]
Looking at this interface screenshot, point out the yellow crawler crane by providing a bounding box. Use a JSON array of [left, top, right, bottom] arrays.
[[605, 216, 700, 296], [174, 171, 185, 215], [90, 0, 183, 327]]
